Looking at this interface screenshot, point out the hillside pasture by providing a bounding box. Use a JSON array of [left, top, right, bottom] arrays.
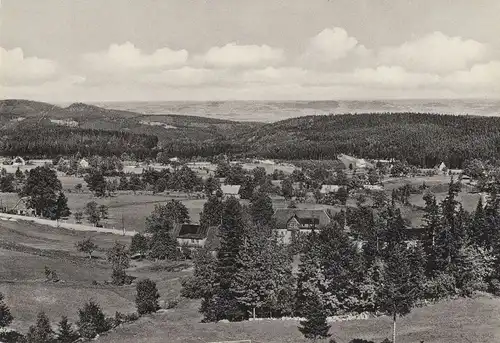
[[97, 295, 500, 343]]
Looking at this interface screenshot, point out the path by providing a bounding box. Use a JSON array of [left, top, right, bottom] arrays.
[[0, 213, 137, 236]]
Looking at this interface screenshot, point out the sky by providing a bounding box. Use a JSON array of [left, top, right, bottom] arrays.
[[1, 0, 499, 102]]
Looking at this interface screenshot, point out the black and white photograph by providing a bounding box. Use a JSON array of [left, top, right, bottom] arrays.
[[1, 1, 500, 342]]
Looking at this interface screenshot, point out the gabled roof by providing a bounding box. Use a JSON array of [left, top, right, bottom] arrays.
[[177, 224, 207, 240], [273, 208, 331, 229], [221, 185, 241, 195], [290, 215, 320, 226]]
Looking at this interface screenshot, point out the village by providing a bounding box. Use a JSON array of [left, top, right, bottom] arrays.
[[0, 153, 479, 250]]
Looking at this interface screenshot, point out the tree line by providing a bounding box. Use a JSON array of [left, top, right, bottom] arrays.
[[0, 126, 158, 159], [180, 178, 500, 342]]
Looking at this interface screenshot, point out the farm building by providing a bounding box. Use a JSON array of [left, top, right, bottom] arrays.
[[79, 158, 90, 169], [220, 185, 241, 199], [12, 156, 26, 166], [175, 224, 220, 253], [273, 208, 331, 244], [320, 184, 341, 194], [435, 162, 447, 172]]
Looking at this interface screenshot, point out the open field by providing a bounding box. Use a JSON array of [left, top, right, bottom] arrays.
[[97, 295, 500, 343], [0, 219, 192, 332]]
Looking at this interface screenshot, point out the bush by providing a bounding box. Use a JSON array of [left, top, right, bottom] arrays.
[[0, 292, 13, 328], [0, 330, 25, 343], [136, 279, 160, 315], [166, 298, 179, 309], [77, 300, 111, 339], [423, 272, 457, 301]]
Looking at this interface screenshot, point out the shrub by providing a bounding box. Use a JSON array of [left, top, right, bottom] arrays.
[[136, 279, 160, 315], [0, 292, 13, 328], [423, 272, 457, 301], [166, 298, 179, 309], [77, 300, 110, 339]]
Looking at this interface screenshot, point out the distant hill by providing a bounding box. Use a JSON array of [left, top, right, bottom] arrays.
[[232, 112, 500, 168], [3, 99, 500, 167], [0, 99, 262, 144]]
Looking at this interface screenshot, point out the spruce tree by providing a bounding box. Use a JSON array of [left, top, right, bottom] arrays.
[[265, 231, 296, 317], [470, 197, 487, 247], [199, 195, 223, 230], [181, 247, 217, 299], [56, 316, 79, 343], [202, 197, 246, 321], [377, 244, 423, 343], [249, 191, 274, 227], [77, 300, 110, 339], [295, 234, 330, 317], [0, 292, 13, 328], [298, 291, 331, 343], [233, 225, 273, 319], [25, 311, 55, 343]]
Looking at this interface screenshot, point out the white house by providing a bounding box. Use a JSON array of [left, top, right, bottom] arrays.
[[220, 185, 241, 199], [435, 162, 447, 172], [273, 208, 332, 244], [320, 184, 341, 194], [363, 184, 384, 191], [79, 158, 90, 169]]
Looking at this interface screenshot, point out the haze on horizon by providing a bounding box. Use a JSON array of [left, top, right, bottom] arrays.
[[1, 0, 499, 102]]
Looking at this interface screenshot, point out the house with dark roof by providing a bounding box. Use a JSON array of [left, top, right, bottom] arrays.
[[272, 208, 331, 244], [175, 224, 220, 252]]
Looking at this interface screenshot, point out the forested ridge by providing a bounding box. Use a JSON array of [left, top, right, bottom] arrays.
[[3, 99, 500, 167], [0, 126, 159, 159], [232, 112, 500, 167]]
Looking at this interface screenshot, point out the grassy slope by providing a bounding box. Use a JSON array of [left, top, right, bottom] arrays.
[[0, 218, 192, 332], [97, 295, 500, 343]]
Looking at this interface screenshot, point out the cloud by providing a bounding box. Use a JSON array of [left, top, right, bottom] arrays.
[[83, 42, 188, 72], [301, 27, 370, 65], [0, 47, 58, 86], [444, 61, 500, 93], [200, 43, 285, 69], [378, 32, 487, 73], [4, 27, 499, 101]]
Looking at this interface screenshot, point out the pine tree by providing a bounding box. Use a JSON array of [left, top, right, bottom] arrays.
[[51, 192, 71, 221], [249, 191, 274, 227], [377, 244, 423, 343], [77, 300, 110, 339], [202, 197, 246, 321], [470, 197, 487, 247], [25, 311, 55, 343], [181, 247, 217, 299], [265, 231, 296, 317], [0, 292, 13, 328], [298, 290, 331, 343], [136, 279, 160, 315], [233, 225, 273, 319], [295, 235, 330, 317], [56, 316, 79, 343], [281, 178, 294, 200], [199, 195, 223, 230]]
